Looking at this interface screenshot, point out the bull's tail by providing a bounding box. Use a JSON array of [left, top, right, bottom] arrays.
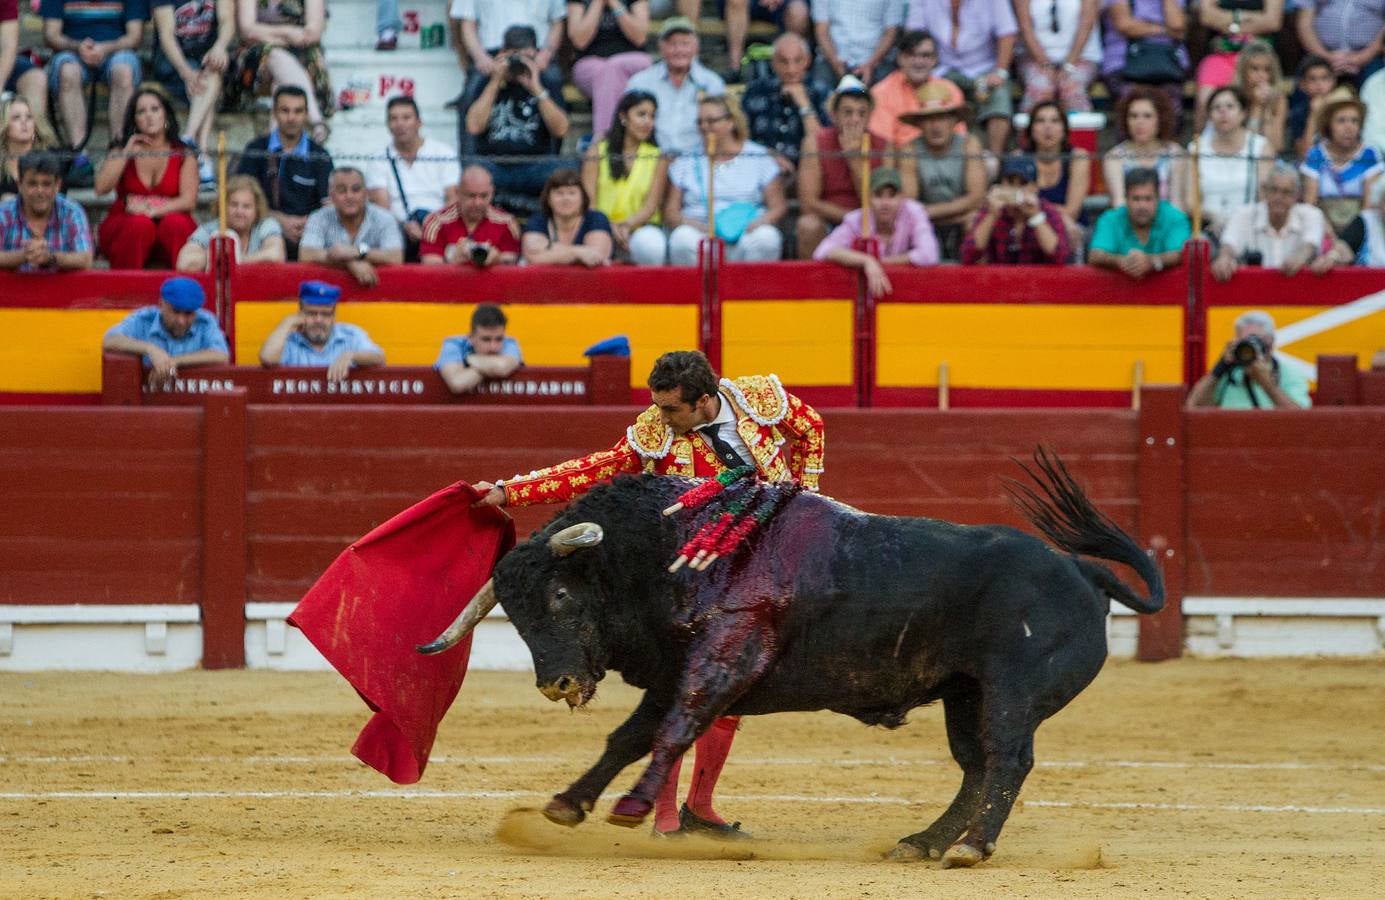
[[1004, 446, 1165, 614]]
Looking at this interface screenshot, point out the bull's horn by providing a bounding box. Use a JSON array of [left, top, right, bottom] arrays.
[[548, 522, 604, 556], [416, 579, 497, 655]]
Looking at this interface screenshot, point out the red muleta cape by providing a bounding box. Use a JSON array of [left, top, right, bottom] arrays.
[[288, 481, 515, 784]]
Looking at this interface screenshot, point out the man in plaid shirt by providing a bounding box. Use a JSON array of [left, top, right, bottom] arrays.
[[0, 150, 93, 271], [960, 156, 1070, 265]]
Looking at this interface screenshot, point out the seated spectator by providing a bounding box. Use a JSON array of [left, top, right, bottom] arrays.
[[869, 29, 966, 149], [229, 0, 332, 144], [1192, 0, 1283, 133], [376, 0, 400, 49], [814, 0, 903, 88], [1089, 166, 1191, 279], [522, 168, 613, 266], [1214, 163, 1346, 280], [1189, 86, 1272, 237], [1289, 54, 1340, 160], [258, 280, 386, 383], [0, 149, 92, 271], [419, 164, 522, 266], [1103, 85, 1188, 210], [151, 0, 235, 184], [453, 0, 566, 155], [566, 0, 652, 137], [1295, 0, 1385, 89], [581, 90, 670, 264], [960, 155, 1070, 264], [797, 75, 889, 257], [1186, 310, 1310, 409], [1230, 40, 1286, 156], [743, 33, 830, 172], [1098, 0, 1188, 131], [176, 174, 286, 271], [1, 96, 58, 201], [436, 302, 523, 394], [234, 86, 333, 260], [299, 168, 404, 287], [1341, 177, 1385, 265], [1026, 100, 1091, 241], [42, 0, 144, 173], [101, 276, 229, 388], [812, 167, 939, 296], [1301, 86, 1384, 235], [1014, 0, 1102, 114], [664, 95, 786, 265], [95, 87, 199, 269], [625, 18, 727, 157], [465, 25, 572, 206], [907, 0, 1018, 156], [365, 97, 461, 263], [1, 0, 49, 127], [724, 0, 810, 85], [896, 82, 987, 260]]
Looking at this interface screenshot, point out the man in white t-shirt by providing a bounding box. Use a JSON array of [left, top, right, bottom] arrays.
[[366, 97, 462, 261]]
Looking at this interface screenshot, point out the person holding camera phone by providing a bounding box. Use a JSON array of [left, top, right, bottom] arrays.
[[418, 164, 522, 267], [258, 280, 386, 383], [960, 155, 1071, 264], [1213, 162, 1347, 280], [1187, 309, 1311, 408], [366, 97, 461, 263]]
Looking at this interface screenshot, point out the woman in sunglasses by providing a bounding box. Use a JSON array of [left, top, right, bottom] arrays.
[[1013, 0, 1102, 113]]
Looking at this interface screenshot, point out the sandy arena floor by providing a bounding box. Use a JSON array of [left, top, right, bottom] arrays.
[[2, 658, 1384, 899]]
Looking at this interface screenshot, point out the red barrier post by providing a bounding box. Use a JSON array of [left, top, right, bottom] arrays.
[[210, 234, 237, 349], [699, 237, 725, 370], [1183, 239, 1211, 387], [101, 353, 143, 406], [852, 236, 880, 408], [1135, 383, 1185, 661], [201, 388, 247, 668], [1315, 354, 1361, 406]]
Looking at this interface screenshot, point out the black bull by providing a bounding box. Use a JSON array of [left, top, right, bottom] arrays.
[[420, 452, 1163, 866]]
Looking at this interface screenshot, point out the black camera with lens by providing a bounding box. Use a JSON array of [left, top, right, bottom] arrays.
[[507, 54, 529, 80], [1241, 249, 1264, 266], [469, 242, 492, 265], [1230, 334, 1267, 366]]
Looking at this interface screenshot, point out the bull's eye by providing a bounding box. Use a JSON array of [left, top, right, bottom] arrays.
[[548, 587, 570, 614]]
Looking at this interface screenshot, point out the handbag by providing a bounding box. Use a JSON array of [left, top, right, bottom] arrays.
[[1124, 39, 1187, 85], [715, 202, 760, 243]]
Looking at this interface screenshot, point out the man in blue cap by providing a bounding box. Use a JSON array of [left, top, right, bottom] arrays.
[[102, 276, 230, 386], [960, 155, 1070, 265], [259, 281, 386, 383]]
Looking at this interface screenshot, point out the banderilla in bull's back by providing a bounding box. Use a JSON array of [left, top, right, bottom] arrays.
[[419, 447, 1164, 868]]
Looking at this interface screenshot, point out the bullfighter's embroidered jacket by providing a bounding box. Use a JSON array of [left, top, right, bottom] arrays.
[[501, 374, 825, 507]]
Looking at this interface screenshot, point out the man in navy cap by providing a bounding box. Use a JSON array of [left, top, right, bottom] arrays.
[[102, 276, 230, 386], [258, 281, 386, 383]]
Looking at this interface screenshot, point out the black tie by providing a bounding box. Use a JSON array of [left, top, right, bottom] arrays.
[[698, 423, 750, 470]]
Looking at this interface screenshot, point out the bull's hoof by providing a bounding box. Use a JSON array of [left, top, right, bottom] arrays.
[[941, 842, 986, 869], [886, 841, 929, 862], [606, 794, 653, 828], [542, 796, 586, 827]]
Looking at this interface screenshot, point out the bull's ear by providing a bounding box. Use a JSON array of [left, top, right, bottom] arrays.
[[549, 522, 604, 556]]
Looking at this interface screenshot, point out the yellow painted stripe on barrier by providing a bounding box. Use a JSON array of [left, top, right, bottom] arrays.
[[0, 309, 131, 393], [1207, 306, 1385, 373], [235, 302, 700, 387], [721, 300, 854, 384], [878, 304, 1182, 389]]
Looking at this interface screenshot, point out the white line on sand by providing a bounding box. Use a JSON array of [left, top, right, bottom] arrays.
[[0, 789, 1381, 816]]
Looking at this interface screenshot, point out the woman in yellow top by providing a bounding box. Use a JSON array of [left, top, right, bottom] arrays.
[[581, 90, 669, 264]]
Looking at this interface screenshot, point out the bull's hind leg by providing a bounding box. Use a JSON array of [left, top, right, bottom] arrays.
[[606, 614, 777, 827], [543, 692, 667, 827], [889, 677, 987, 862], [940, 701, 1038, 869]]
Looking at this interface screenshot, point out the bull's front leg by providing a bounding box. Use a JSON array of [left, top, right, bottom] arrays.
[[607, 613, 779, 827], [543, 692, 669, 827]]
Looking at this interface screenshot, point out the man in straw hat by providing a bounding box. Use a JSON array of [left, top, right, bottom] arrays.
[[1299, 85, 1384, 232], [897, 81, 987, 260]]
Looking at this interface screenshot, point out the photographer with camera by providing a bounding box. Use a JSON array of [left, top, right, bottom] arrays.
[[418, 165, 521, 267], [366, 97, 461, 263], [960, 155, 1071, 264], [1187, 310, 1311, 409], [1212, 163, 1348, 281], [464, 24, 572, 208]]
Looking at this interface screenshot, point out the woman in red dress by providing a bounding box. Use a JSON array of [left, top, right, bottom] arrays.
[[96, 87, 199, 269]]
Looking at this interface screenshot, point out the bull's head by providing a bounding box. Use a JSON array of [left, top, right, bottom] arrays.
[[418, 521, 608, 708]]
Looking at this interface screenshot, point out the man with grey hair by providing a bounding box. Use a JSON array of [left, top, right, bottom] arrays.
[[724, 0, 811, 85], [1187, 310, 1312, 409], [626, 17, 727, 155], [742, 32, 829, 171], [1340, 176, 1385, 266], [299, 167, 405, 287], [1214, 163, 1347, 281]]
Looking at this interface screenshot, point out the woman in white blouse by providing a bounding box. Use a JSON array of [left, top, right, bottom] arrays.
[[1189, 85, 1273, 236]]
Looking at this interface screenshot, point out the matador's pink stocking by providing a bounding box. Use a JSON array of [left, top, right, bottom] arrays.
[[686, 716, 740, 823]]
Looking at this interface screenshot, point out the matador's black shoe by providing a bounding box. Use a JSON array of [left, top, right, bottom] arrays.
[[678, 803, 752, 840]]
